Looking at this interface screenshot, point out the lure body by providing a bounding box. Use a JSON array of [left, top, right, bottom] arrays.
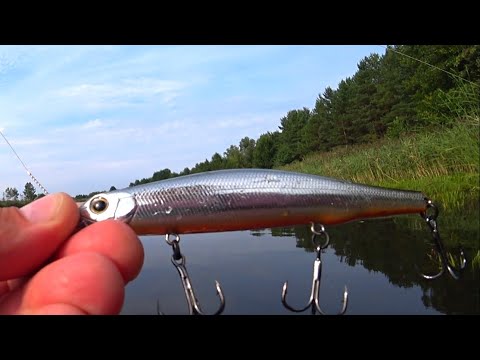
[[80, 169, 427, 235]]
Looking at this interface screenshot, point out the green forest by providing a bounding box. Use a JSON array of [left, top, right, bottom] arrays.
[[2, 45, 479, 207]]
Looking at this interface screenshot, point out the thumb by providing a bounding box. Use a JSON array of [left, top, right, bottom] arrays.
[[0, 193, 80, 280]]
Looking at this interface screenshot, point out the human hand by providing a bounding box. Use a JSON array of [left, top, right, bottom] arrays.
[[0, 192, 144, 314]]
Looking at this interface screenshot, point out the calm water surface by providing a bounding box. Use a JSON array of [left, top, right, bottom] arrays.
[[121, 200, 479, 315]]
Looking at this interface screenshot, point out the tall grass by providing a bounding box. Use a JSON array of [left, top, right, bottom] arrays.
[[281, 120, 479, 209], [473, 250, 480, 271]]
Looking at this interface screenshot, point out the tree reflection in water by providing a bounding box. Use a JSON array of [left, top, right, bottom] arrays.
[[270, 200, 479, 315]]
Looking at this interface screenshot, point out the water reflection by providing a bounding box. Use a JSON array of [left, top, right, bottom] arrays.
[[121, 201, 479, 315]]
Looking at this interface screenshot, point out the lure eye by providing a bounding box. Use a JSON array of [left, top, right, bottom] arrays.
[[90, 197, 109, 214]]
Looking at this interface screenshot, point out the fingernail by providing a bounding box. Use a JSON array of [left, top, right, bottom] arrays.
[[20, 193, 64, 224]]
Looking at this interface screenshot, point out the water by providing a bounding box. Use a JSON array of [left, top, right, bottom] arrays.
[[120, 201, 479, 315]]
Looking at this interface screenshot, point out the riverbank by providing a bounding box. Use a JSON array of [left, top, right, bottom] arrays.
[[280, 121, 479, 210]]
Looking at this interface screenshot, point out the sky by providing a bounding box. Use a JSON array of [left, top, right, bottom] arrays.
[[0, 45, 383, 197]]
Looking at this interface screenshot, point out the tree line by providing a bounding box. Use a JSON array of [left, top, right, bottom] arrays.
[[126, 45, 479, 188], [0, 182, 44, 207]]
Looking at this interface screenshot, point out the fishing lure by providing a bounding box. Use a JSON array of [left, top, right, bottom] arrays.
[[79, 168, 428, 234]]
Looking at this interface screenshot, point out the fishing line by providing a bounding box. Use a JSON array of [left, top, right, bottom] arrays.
[[0, 128, 49, 195], [378, 45, 479, 88]]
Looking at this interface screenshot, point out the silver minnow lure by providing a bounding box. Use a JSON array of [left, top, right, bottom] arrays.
[[79, 169, 427, 235]]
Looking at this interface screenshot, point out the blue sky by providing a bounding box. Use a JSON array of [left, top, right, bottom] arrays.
[[0, 45, 383, 196]]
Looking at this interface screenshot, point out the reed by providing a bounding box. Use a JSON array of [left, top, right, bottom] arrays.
[[281, 121, 479, 210]]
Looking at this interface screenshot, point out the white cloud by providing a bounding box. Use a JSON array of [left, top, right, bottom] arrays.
[[82, 119, 103, 129], [0, 48, 21, 75], [57, 78, 188, 109], [9, 137, 51, 146]]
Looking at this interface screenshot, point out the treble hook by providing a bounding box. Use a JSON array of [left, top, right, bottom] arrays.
[[159, 234, 225, 315], [419, 199, 467, 281], [281, 223, 348, 315]]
